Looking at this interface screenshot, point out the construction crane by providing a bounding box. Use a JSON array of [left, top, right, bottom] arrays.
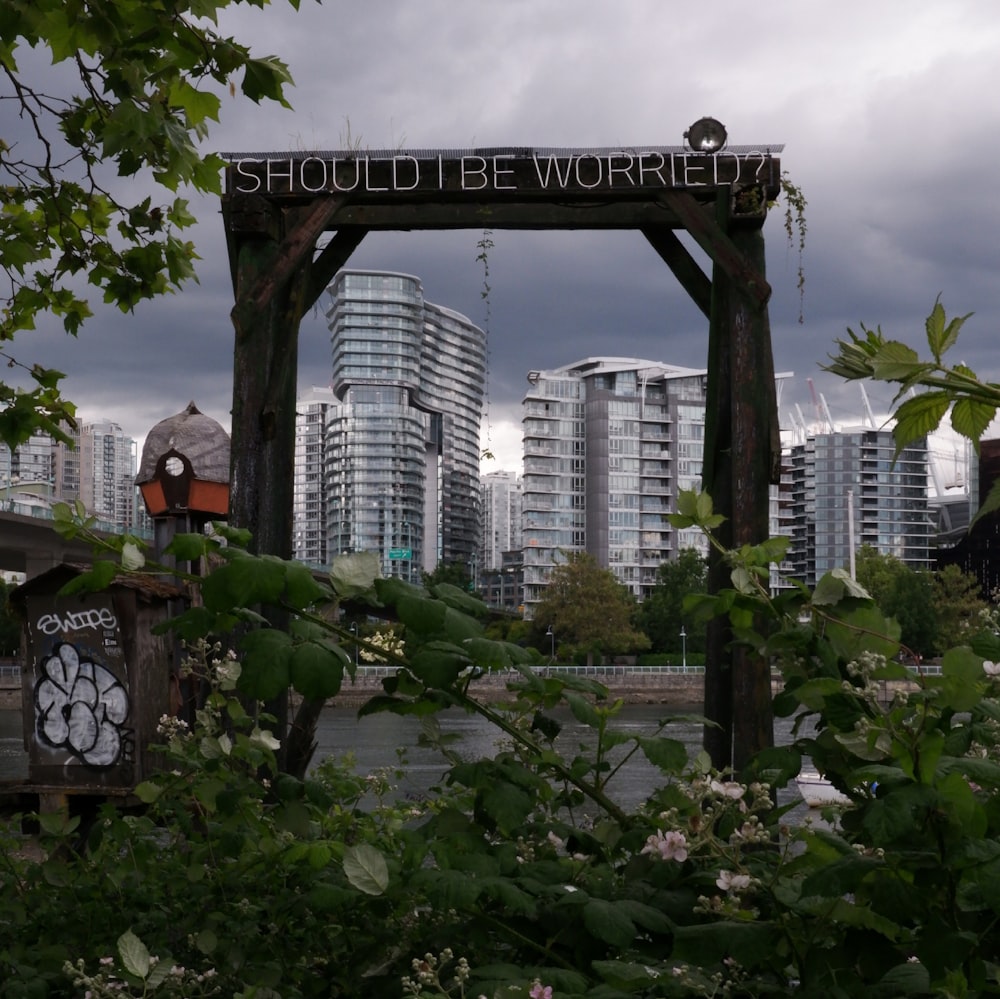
[[859, 383, 877, 429], [805, 378, 836, 434]]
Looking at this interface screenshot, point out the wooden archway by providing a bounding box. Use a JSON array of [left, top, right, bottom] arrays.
[[220, 142, 784, 769]]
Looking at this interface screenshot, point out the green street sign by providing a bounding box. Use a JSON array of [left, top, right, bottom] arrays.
[[388, 548, 412, 560]]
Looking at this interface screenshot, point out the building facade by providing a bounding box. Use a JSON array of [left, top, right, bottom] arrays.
[[520, 358, 709, 618], [79, 420, 138, 528], [783, 428, 932, 585], [480, 470, 523, 572], [321, 270, 486, 581], [293, 386, 337, 567]]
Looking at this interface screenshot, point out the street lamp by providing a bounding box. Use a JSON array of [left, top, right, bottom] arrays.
[[545, 625, 555, 662], [349, 621, 359, 667], [680, 626, 687, 670]]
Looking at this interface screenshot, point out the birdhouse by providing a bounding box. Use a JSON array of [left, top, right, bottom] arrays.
[[136, 402, 230, 521]]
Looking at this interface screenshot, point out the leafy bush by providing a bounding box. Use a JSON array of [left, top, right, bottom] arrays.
[[10, 428, 1000, 994]]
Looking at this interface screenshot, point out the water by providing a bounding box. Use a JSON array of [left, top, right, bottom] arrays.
[[1, 704, 807, 816]]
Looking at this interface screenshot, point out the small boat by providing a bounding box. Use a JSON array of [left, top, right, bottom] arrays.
[[796, 770, 851, 808]]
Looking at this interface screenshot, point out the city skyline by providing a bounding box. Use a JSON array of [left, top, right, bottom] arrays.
[[6, 3, 998, 475]]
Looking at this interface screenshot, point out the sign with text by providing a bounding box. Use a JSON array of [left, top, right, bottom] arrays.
[[388, 548, 412, 560], [225, 145, 781, 200]]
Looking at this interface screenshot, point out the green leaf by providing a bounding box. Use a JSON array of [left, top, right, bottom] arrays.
[[637, 734, 688, 773], [875, 961, 930, 997], [951, 396, 996, 444], [582, 897, 637, 949], [201, 552, 286, 611], [163, 532, 214, 562], [925, 299, 972, 362], [476, 779, 535, 834], [284, 561, 331, 609], [867, 339, 924, 381], [812, 568, 872, 606], [329, 551, 381, 599], [409, 641, 471, 687], [289, 641, 346, 700], [133, 781, 162, 804], [343, 844, 389, 895], [565, 691, 601, 727], [396, 592, 448, 636], [891, 392, 950, 455], [462, 636, 530, 671], [118, 929, 151, 980], [592, 960, 661, 990], [239, 628, 292, 701]]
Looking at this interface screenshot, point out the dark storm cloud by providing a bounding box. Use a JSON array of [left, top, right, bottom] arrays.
[[8, 1, 1000, 466]]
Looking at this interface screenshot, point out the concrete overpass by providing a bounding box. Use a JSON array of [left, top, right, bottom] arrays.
[[0, 505, 151, 578]]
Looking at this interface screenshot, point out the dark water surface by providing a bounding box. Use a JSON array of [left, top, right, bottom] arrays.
[[2, 703, 807, 817]]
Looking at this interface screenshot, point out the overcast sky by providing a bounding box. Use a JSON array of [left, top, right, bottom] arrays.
[[10, 0, 1000, 476]]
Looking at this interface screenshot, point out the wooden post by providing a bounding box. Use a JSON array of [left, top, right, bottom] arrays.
[[728, 224, 780, 770], [702, 194, 780, 772], [225, 197, 310, 760]]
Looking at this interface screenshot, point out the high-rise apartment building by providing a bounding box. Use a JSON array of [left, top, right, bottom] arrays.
[[783, 428, 932, 585], [321, 270, 485, 580], [0, 429, 54, 493], [79, 420, 138, 528], [480, 470, 523, 572], [521, 358, 709, 617], [293, 386, 336, 567], [0, 420, 137, 529]]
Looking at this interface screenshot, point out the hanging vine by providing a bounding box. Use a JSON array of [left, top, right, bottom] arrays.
[[476, 228, 495, 461], [778, 171, 808, 323]]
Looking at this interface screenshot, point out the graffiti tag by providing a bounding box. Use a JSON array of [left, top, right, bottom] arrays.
[[34, 606, 119, 637], [34, 642, 131, 768]]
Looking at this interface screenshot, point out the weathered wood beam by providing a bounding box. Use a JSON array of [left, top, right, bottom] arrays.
[[701, 188, 780, 772], [304, 228, 368, 313], [641, 226, 711, 319], [238, 196, 347, 320], [656, 190, 771, 311]]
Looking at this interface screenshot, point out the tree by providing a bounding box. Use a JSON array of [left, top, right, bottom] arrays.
[[932, 563, 988, 654], [855, 545, 937, 656], [422, 561, 475, 592], [531, 552, 649, 663], [1, 0, 299, 448], [637, 547, 707, 653]]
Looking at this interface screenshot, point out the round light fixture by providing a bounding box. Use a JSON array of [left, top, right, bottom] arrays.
[[684, 117, 728, 153]]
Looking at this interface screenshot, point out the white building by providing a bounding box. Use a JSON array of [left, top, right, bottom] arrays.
[[782, 427, 932, 585], [293, 386, 337, 566], [520, 358, 710, 617], [80, 420, 138, 528], [480, 470, 522, 572]]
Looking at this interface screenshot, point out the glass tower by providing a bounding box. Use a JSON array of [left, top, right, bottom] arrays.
[[323, 270, 485, 581]]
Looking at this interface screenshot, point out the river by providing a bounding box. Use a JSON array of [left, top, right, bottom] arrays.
[[0, 703, 810, 817]]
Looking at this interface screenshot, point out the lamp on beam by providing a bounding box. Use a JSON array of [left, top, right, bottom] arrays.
[[684, 117, 727, 153]]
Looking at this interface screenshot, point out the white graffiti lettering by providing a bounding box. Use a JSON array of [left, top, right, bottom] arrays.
[[35, 606, 119, 637], [34, 642, 130, 769]]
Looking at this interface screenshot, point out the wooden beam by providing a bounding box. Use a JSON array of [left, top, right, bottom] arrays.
[[237, 196, 347, 321], [304, 228, 368, 313], [641, 226, 711, 319], [656, 190, 771, 311]]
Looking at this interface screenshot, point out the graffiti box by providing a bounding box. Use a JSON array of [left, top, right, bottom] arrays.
[[12, 565, 184, 792]]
